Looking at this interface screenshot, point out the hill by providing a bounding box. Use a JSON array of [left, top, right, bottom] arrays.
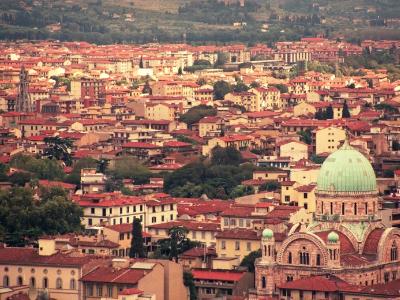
[[0, 0, 399, 44]]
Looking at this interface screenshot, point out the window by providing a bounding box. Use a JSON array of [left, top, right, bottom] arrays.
[[152, 216, 157, 223], [342, 203, 345, 215], [303, 193, 308, 199], [304, 203, 308, 210], [170, 214, 173, 221], [224, 218, 229, 226], [354, 203, 357, 215], [330, 202, 333, 214], [88, 218, 92, 226], [152, 207, 156, 213], [161, 215, 165, 222], [70, 279, 76, 290], [91, 208, 95, 214], [246, 219, 251, 227], [119, 218, 122, 224], [30, 277, 36, 288], [87, 285, 93, 296], [261, 276, 266, 289], [221, 241, 226, 250], [170, 204, 174, 210], [299, 251, 310, 265], [119, 233, 124, 240], [192, 231, 197, 239], [56, 278, 62, 289], [287, 275, 293, 282], [285, 196, 290, 202], [17, 276, 23, 286], [3, 275, 9, 287], [391, 241, 398, 261], [43, 277, 48, 289], [384, 272, 390, 283], [230, 219, 236, 226], [316, 254, 321, 266], [201, 231, 206, 239], [108, 286, 113, 297], [239, 219, 244, 227], [288, 252, 292, 264], [235, 241, 240, 251], [97, 286, 103, 296], [241, 241, 249, 252], [133, 206, 137, 212], [126, 217, 129, 223], [120, 207, 123, 214], [140, 205, 143, 211], [102, 208, 106, 216]]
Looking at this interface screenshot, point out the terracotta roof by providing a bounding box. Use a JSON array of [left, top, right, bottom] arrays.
[[122, 142, 161, 149], [192, 269, 245, 282], [80, 266, 146, 284], [314, 230, 355, 254], [0, 247, 93, 267], [266, 206, 299, 220], [104, 224, 151, 237], [180, 247, 217, 258], [216, 229, 259, 240], [278, 275, 351, 292], [148, 220, 220, 232]]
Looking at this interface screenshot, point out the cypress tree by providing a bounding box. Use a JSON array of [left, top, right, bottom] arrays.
[[326, 105, 334, 119], [129, 218, 145, 258], [342, 100, 351, 118]]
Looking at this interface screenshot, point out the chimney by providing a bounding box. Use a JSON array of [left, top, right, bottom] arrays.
[[38, 238, 57, 256]]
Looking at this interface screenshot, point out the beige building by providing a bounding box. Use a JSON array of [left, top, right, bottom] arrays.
[[315, 126, 346, 155], [145, 103, 176, 121], [279, 140, 309, 161], [216, 229, 260, 262]]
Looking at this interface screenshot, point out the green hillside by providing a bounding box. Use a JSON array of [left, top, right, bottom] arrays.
[[0, 0, 399, 44]]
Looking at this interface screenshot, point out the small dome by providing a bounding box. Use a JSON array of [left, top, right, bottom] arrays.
[[327, 231, 339, 243], [262, 228, 273, 239], [317, 141, 377, 193]]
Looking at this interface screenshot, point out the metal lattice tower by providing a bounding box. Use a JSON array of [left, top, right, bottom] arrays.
[[16, 66, 34, 112]]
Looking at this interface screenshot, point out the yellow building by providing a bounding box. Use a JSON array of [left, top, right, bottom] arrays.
[[280, 181, 317, 213], [147, 220, 220, 247], [145, 103, 176, 121], [289, 166, 320, 185], [224, 92, 258, 112], [202, 134, 252, 156], [278, 140, 309, 161], [315, 126, 346, 155], [293, 101, 316, 117], [215, 229, 260, 262], [198, 116, 223, 138]]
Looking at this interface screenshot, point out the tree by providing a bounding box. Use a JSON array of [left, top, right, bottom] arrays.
[[233, 81, 249, 93], [297, 129, 312, 145], [310, 154, 326, 164], [142, 80, 152, 94], [8, 171, 32, 187], [240, 249, 261, 272], [250, 81, 260, 88], [179, 105, 217, 126], [0, 187, 82, 246], [129, 218, 146, 258], [214, 52, 228, 67], [183, 271, 197, 300], [259, 181, 280, 192], [326, 105, 334, 119], [213, 80, 232, 99], [271, 83, 288, 94], [211, 146, 242, 166], [65, 157, 98, 185], [342, 100, 351, 118], [196, 78, 207, 86], [97, 158, 109, 174], [43, 136, 73, 166], [109, 157, 151, 184], [169, 226, 188, 262]]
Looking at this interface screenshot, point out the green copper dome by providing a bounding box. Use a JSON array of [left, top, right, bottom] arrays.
[[317, 141, 377, 193], [327, 231, 339, 243], [262, 228, 273, 239]]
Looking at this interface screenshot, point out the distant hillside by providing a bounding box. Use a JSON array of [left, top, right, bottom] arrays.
[[0, 0, 399, 44]]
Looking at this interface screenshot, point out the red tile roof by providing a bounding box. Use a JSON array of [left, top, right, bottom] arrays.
[[314, 230, 355, 254], [216, 229, 259, 240], [362, 228, 385, 255], [122, 142, 161, 149], [278, 275, 351, 292], [80, 266, 146, 284], [192, 269, 245, 282]]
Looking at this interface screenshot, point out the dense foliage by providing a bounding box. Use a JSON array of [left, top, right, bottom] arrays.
[[179, 105, 217, 126], [240, 249, 261, 272], [0, 187, 83, 246], [164, 147, 259, 199]]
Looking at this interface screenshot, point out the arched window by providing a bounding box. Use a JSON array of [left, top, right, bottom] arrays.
[[3, 275, 9, 287], [70, 279, 76, 290], [341, 203, 345, 215], [56, 278, 63, 289], [17, 276, 23, 286], [365, 203, 368, 214], [330, 202, 333, 214], [261, 276, 266, 289], [43, 277, 48, 289], [30, 277, 36, 288], [288, 252, 292, 264], [391, 241, 398, 261], [354, 203, 357, 215]]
